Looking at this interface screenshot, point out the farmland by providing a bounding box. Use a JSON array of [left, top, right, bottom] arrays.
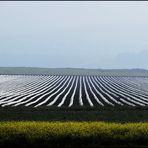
[[0, 74, 148, 107], [1, 68, 148, 147]]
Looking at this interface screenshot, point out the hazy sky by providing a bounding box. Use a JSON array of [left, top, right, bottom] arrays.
[[0, 1, 148, 69]]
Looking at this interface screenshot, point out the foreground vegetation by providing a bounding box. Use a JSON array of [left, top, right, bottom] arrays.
[[0, 121, 148, 147], [1, 107, 148, 147]]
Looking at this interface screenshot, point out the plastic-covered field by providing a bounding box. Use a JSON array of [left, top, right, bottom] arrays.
[[0, 75, 148, 107]]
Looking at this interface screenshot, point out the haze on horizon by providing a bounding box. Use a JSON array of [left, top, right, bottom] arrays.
[[0, 1, 148, 69]]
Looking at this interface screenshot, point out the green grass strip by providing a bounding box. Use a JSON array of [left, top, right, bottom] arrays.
[[0, 121, 148, 147]]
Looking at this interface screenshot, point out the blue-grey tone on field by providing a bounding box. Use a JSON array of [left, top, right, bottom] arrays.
[[0, 2, 148, 69]]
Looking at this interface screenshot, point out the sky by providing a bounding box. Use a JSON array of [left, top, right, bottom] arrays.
[[0, 1, 148, 69]]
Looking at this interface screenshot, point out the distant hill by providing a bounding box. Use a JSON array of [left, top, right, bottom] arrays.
[[0, 67, 148, 76]]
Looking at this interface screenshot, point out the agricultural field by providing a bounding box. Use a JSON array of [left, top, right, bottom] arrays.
[[0, 74, 148, 107], [1, 68, 148, 147]]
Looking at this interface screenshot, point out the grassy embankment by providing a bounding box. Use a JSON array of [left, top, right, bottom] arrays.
[[0, 106, 148, 147]]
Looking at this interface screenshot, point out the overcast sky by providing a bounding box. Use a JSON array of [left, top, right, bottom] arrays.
[[0, 1, 148, 69]]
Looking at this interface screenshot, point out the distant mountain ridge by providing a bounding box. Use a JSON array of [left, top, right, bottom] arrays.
[[0, 67, 148, 77]]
